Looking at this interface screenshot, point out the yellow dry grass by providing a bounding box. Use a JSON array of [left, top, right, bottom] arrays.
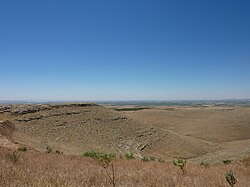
[[0, 147, 249, 187]]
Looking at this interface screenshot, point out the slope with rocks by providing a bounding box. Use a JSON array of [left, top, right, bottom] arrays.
[[0, 103, 217, 160]]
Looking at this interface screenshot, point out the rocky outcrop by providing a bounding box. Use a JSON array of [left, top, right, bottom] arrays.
[[0, 103, 97, 116]]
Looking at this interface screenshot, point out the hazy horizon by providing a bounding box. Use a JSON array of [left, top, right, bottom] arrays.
[[1, 0, 250, 100], [1, 98, 250, 103]]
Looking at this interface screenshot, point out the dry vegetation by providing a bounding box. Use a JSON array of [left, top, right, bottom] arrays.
[[0, 147, 249, 187], [0, 103, 250, 186]]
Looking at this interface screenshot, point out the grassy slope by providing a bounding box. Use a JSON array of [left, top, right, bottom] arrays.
[[1, 147, 249, 187]]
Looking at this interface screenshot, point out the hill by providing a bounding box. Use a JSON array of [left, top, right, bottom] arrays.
[[1, 103, 250, 186], [1, 103, 250, 163]]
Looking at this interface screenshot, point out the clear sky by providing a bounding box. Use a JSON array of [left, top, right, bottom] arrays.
[[0, 0, 250, 101]]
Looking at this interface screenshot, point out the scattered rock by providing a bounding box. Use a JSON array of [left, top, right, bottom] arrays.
[[0, 106, 11, 111], [55, 122, 67, 127], [66, 111, 80, 115], [0, 103, 96, 116], [112, 116, 127, 121], [16, 116, 43, 122]]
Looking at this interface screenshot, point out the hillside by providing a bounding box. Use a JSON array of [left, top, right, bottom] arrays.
[[0, 103, 250, 186], [121, 105, 250, 163], [1, 103, 250, 163], [0, 147, 249, 187]]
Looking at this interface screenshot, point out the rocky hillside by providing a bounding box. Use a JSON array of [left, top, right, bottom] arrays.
[[0, 103, 217, 160]]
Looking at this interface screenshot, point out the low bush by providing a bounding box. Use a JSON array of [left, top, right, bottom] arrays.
[[46, 146, 52, 153], [141, 156, 157, 162], [149, 156, 155, 161], [18, 146, 27, 152], [173, 159, 186, 174], [125, 152, 135, 160], [223, 160, 231, 165], [225, 170, 237, 187], [158, 158, 165, 163], [83, 151, 116, 162], [141, 156, 150, 162], [56, 150, 63, 154]]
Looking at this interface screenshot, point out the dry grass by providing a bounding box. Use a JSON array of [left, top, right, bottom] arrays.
[[0, 147, 249, 187]]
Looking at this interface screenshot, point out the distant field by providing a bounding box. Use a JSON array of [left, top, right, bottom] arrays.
[[97, 99, 250, 107]]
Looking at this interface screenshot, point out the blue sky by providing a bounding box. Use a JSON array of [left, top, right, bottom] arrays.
[[0, 0, 250, 100]]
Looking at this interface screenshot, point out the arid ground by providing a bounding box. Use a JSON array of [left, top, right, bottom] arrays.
[[0, 103, 249, 186], [117, 105, 250, 163]]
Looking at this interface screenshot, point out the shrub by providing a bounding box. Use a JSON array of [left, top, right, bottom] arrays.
[[173, 159, 186, 174], [125, 152, 135, 160], [18, 146, 27, 152], [223, 160, 231, 165], [158, 158, 165, 163], [84, 151, 117, 186], [55, 150, 63, 154], [141, 156, 150, 162], [83, 151, 116, 163], [225, 170, 237, 187], [149, 156, 155, 161], [83, 151, 97, 158], [141, 156, 156, 162], [46, 146, 52, 153]]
